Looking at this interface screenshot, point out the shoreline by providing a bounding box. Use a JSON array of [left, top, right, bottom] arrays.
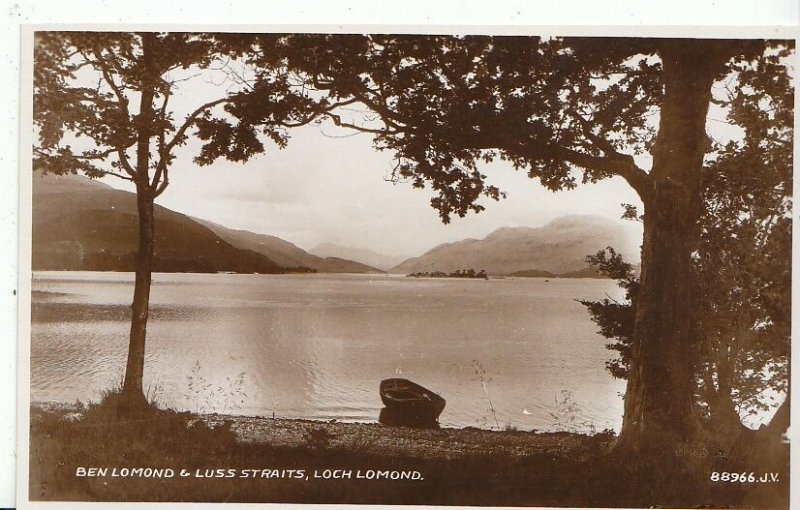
[[31, 401, 613, 461]]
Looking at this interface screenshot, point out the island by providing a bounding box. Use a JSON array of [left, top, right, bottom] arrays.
[[406, 268, 489, 279]]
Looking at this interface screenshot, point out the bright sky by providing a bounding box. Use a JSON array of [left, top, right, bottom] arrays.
[[89, 48, 645, 260], [146, 122, 645, 259], [60, 33, 782, 261], [84, 35, 773, 261]]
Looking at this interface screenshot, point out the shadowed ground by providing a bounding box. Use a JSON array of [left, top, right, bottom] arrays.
[[29, 402, 788, 508]]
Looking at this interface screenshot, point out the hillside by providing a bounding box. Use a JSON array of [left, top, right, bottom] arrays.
[[506, 269, 558, 278], [309, 242, 405, 271], [506, 267, 605, 279], [33, 173, 283, 274], [195, 221, 384, 274], [391, 216, 640, 276]]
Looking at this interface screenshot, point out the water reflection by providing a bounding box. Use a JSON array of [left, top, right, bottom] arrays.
[[30, 272, 627, 432]]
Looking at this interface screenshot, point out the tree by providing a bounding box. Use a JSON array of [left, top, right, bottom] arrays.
[[256, 35, 791, 453], [33, 32, 333, 411], [581, 44, 791, 450], [694, 45, 792, 443]]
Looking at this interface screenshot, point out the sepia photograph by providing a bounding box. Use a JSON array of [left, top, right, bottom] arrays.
[[19, 28, 793, 508]]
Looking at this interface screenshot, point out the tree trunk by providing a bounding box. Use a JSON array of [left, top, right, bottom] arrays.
[[707, 375, 749, 449], [120, 185, 155, 410], [617, 41, 740, 455], [120, 32, 156, 411]]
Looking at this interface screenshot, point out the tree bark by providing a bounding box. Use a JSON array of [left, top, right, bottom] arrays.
[[707, 372, 749, 449], [120, 185, 155, 410], [616, 41, 743, 454], [120, 32, 157, 411]]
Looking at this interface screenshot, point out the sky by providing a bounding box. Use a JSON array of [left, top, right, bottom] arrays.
[[88, 48, 646, 261], [53, 33, 784, 261], [142, 122, 645, 259]]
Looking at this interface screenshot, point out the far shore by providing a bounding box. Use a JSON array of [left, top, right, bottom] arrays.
[[31, 269, 610, 277]]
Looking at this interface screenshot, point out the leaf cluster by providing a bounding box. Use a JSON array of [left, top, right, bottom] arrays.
[[33, 32, 337, 195], [271, 35, 666, 221], [693, 43, 793, 412], [577, 247, 639, 379]]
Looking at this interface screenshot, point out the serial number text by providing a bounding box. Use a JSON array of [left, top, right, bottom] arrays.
[[709, 471, 780, 483]]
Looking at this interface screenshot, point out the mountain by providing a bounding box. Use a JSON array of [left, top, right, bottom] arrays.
[[506, 269, 558, 278], [32, 173, 285, 273], [390, 215, 640, 276], [32, 173, 380, 274], [195, 221, 384, 274], [558, 266, 607, 279], [507, 267, 605, 279], [309, 242, 405, 271]]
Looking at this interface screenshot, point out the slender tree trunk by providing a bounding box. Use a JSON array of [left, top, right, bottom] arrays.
[[617, 41, 742, 454], [120, 32, 156, 411], [698, 359, 743, 447], [121, 185, 155, 409]]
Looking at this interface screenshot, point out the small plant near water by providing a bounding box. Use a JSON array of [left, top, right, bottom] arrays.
[[145, 381, 164, 408], [471, 360, 500, 430], [77, 372, 163, 419], [548, 389, 597, 434], [185, 361, 247, 415]]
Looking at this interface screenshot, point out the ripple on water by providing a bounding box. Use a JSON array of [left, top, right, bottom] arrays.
[[30, 272, 627, 432]]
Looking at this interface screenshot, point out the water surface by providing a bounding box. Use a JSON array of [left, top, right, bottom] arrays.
[[31, 271, 626, 432]]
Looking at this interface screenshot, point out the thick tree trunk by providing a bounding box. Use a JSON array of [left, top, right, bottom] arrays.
[[616, 41, 740, 455]]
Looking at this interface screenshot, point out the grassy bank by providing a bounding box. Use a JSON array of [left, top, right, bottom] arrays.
[[29, 401, 788, 507]]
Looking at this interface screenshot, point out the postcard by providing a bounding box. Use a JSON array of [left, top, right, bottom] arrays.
[[17, 26, 795, 509]]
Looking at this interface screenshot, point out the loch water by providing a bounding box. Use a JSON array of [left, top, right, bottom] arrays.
[[30, 271, 626, 432]]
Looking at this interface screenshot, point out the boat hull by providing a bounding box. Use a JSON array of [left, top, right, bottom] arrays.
[[379, 378, 446, 425]]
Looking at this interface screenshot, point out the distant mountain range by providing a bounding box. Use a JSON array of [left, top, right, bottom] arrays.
[[390, 216, 640, 276], [195, 221, 383, 274], [31, 173, 380, 274], [309, 242, 406, 272], [32, 173, 639, 278], [506, 267, 605, 279]]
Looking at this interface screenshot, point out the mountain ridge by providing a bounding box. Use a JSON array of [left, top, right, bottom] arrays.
[[195, 219, 384, 274], [391, 215, 640, 276], [309, 242, 406, 271], [32, 173, 380, 274]]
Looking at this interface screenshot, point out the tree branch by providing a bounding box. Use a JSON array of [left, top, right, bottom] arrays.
[[279, 97, 361, 128], [323, 112, 400, 135], [568, 108, 622, 157], [491, 134, 652, 200], [72, 147, 117, 161], [92, 169, 136, 181], [87, 47, 139, 179], [151, 87, 173, 191], [115, 147, 137, 177], [150, 96, 228, 195], [162, 97, 228, 156], [312, 74, 403, 132], [91, 47, 129, 110], [153, 165, 170, 197]]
